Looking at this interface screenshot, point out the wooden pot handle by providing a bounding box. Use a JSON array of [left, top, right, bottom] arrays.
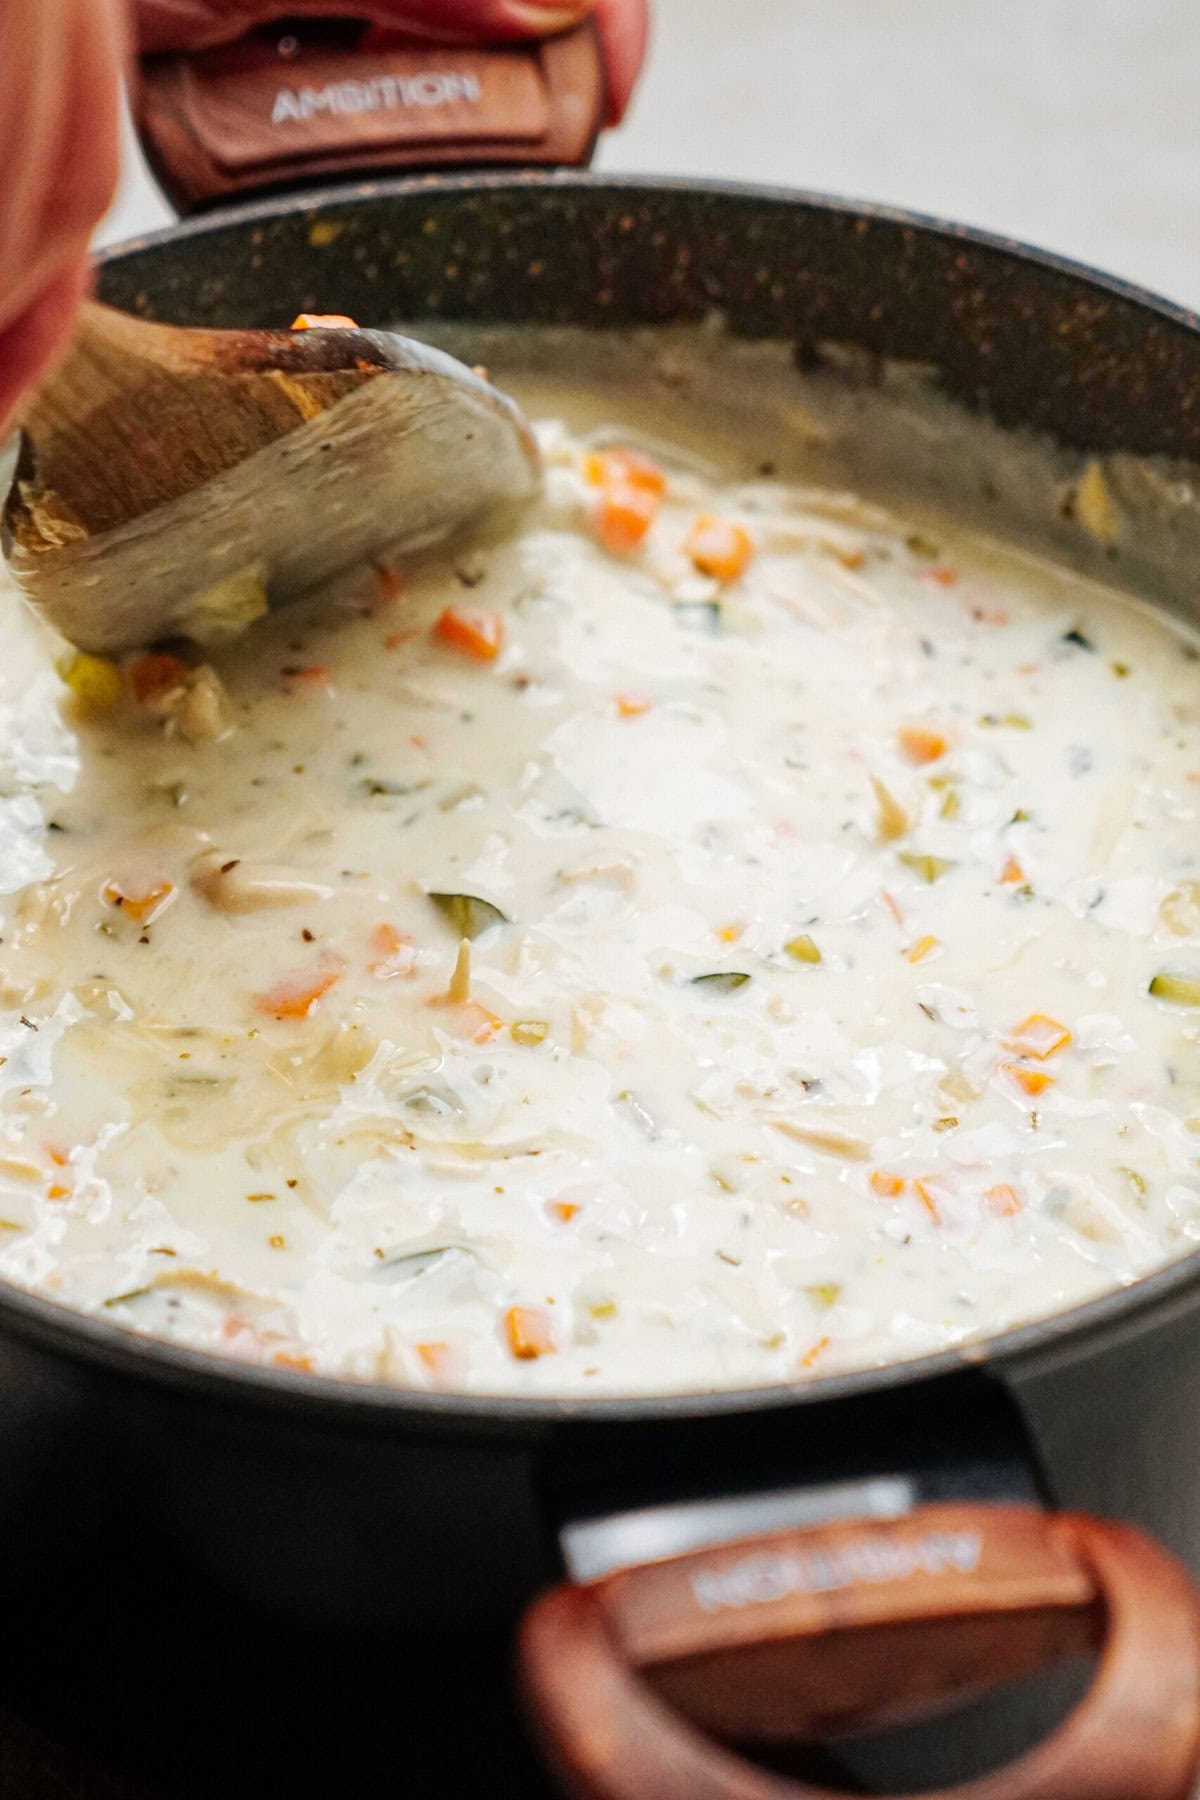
[[520, 1502, 1200, 1800]]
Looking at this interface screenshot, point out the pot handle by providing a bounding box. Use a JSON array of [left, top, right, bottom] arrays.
[[134, 18, 606, 213], [520, 1501, 1200, 1800]]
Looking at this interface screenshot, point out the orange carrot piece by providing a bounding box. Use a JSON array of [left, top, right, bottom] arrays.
[[986, 1183, 1022, 1217], [799, 1335, 831, 1369], [879, 890, 904, 928], [1004, 1014, 1071, 1060], [272, 1350, 316, 1373], [284, 664, 333, 691], [869, 1169, 906, 1198], [583, 447, 666, 495], [426, 997, 502, 1043], [290, 312, 358, 329], [999, 855, 1026, 885], [374, 564, 404, 604], [127, 651, 191, 704], [46, 1183, 70, 1201], [255, 957, 343, 1020], [368, 923, 416, 980], [416, 1342, 457, 1385], [897, 724, 948, 765], [434, 605, 505, 662], [717, 922, 745, 943], [102, 878, 176, 924], [684, 515, 754, 582], [45, 1144, 69, 1168], [913, 1179, 943, 1223], [593, 483, 661, 554], [547, 1201, 580, 1223], [505, 1306, 556, 1360], [615, 692, 652, 718], [1000, 1062, 1055, 1098], [921, 565, 958, 587]]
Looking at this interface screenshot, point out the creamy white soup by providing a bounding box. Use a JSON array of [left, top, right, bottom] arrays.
[[1, 351, 1199, 1395]]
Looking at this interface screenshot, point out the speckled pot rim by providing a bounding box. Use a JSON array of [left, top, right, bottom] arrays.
[[1, 168, 1190, 1430]]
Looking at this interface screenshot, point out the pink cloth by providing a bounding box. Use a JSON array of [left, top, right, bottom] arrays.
[[0, 0, 647, 438]]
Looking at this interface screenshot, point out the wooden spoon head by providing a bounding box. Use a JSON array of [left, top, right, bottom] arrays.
[[1, 309, 541, 653]]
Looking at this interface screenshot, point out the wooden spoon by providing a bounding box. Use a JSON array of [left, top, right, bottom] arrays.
[[0, 301, 542, 654]]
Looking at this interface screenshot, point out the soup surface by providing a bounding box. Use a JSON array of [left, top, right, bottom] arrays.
[[1, 352, 1199, 1395]]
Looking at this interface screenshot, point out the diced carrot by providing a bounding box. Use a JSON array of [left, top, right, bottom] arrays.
[[102, 878, 176, 924], [255, 957, 343, 1020], [505, 1305, 556, 1360], [966, 600, 1010, 627], [284, 664, 333, 691], [46, 1183, 70, 1201], [368, 923, 416, 980], [290, 312, 358, 329], [897, 724, 949, 766], [1000, 855, 1026, 885], [986, 1183, 1022, 1217], [913, 1179, 943, 1223], [426, 997, 502, 1043], [921, 565, 958, 587], [799, 1335, 831, 1369], [416, 1342, 456, 1385], [870, 1169, 906, 1198], [127, 651, 191, 704], [684, 515, 754, 582], [434, 605, 505, 661], [594, 482, 661, 554], [374, 564, 404, 604], [45, 1144, 69, 1168], [547, 1201, 580, 1223], [615, 692, 652, 718], [717, 923, 745, 943], [879, 890, 904, 928], [1004, 1014, 1071, 1060], [1000, 1062, 1055, 1098], [583, 447, 666, 495], [905, 935, 940, 964], [272, 1350, 315, 1373]]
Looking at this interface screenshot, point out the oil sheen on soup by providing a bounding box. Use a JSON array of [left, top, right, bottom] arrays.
[[1, 359, 1199, 1396]]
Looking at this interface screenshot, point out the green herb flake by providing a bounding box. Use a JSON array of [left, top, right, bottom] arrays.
[[429, 892, 508, 938], [1117, 1166, 1147, 1203], [978, 712, 1031, 730], [898, 852, 954, 884], [510, 1019, 549, 1047], [674, 600, 722, 634], [806, 1282, 841, 1310], [1149, 972, 1200, 1007], [690, 971, 752, 992], [1111, 661, 1130, 679], [102, 1287, 152, 1309]]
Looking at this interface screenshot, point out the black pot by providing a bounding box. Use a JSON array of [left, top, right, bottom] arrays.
[[8, 103, 1200, 1800]]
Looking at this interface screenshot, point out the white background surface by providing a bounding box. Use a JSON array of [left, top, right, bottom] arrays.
[[103, 0, 1200, 308]]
